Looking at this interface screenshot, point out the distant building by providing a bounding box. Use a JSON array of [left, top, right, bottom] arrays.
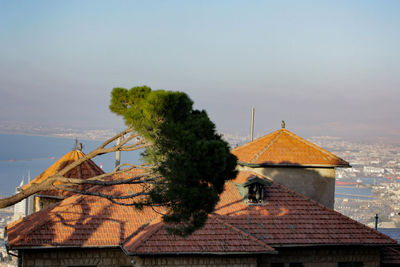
[[10, 178, 26, 222], [364, 166, 385, 175]]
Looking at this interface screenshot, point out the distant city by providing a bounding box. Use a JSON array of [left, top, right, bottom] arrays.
[[310, 136, 400, 229], [225, 133, 400, 230]]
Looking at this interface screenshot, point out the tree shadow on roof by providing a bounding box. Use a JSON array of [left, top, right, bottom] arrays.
[[7, 183, 158, 249]]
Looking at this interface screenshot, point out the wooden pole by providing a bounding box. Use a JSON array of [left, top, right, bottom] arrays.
[[115, 137, 121, 169]]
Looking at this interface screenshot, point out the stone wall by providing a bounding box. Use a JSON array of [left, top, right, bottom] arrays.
[[258, 247, 381, 267], [133, 256, 257, 267], [20, 246, 381, 267], [239, 165, 336, 209], [21, 248, 133, 267], [34, 196, 61, 212], [21, 249, 257, 267]]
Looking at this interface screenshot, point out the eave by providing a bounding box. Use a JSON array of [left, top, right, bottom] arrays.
[[238, 161, 351, 169], [7, 245, 120, 251]]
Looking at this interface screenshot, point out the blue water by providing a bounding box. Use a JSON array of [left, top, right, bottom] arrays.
[[335, 186, 373, 200], [335, 177, 394, 200], [0, 133, 141, 195], [0, 133, 384, 200]]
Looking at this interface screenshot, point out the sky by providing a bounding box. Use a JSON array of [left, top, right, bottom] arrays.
[[0, 1, 399, 140]]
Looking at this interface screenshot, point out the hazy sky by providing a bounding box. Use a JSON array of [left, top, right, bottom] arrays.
[[1, 1, 399, 139]]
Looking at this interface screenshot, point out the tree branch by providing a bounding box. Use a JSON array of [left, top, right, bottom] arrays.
[[55, 176, 158, 187], [55, 186, 150, 200], [54, 129, 149, 178], [98, 127, 134, 149], [0, 127, 155, 209]]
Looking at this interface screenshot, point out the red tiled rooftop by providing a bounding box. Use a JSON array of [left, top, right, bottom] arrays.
[[7, 171, 395, 254], [22, 150, 104, 198], [232, 128, 350, 167], [216, 172, 394, 246], [7, 172, 155, 248], [124, 215, 275, 255]]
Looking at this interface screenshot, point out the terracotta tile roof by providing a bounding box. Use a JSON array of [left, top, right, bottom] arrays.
[[215, 172, 395, 246], [7, 172, 156, 248], [22, 150, 104, 198], [124, 215, 275, 255], [7, 171, 394, 254], [232, 129, 350, 167]]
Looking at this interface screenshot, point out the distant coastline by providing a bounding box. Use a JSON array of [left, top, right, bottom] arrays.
[[0, 128, 118, 142], [0, 133, 142, 195]]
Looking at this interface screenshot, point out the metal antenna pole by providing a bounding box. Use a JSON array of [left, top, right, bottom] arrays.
[[250, 108, 255, 141]]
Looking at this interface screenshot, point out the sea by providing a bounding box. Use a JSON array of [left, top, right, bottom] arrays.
[[0, 133, 379, 200], [335, 186, 373, 200], [334, 177, 393, 200], [0, 133, 141, 196]]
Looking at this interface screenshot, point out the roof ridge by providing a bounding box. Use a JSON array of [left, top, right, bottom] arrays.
[[233, 128, 350, 167], [122, 216, 164, 252], [23, 151, 86, 189], [231, 129, 281, 152], [251, 130, 284, 163], [284, 129, 349, 165], [23, 150, 105, 198], [210, 214, 275, 252]]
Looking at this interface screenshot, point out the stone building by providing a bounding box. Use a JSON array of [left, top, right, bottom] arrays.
[[6, 170, 397, 266], [5, 127, 398, 266], [232, 126, 351, 209]]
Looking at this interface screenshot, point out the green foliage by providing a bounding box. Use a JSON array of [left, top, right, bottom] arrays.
[[110, 86, 237, 236]]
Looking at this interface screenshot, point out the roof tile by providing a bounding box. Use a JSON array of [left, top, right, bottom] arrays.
[[22, 150, 104, 198], [215, 171, 394, 246], [124, 215, 275, 254], [7, 171, 395, 254], [232, 129, 350, 167]]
